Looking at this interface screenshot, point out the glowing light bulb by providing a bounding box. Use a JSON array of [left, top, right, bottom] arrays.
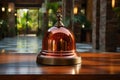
[[74, 7, 78, 14], [2, 7, 5, 12], [112, 0, 115, 8], [82, 24, 85, 28], [8, 8, 11, 12]]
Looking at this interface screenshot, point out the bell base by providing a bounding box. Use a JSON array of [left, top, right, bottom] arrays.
[[36, 55, 81, 66]]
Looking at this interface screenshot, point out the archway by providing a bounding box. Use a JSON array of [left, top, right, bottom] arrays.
[[16, 8, 42, 35]]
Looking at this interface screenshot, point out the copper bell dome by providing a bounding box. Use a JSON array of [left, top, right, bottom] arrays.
[[36, 10, 81, 65]]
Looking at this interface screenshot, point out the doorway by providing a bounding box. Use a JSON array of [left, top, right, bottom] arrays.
[[16, 8, 40, 35]]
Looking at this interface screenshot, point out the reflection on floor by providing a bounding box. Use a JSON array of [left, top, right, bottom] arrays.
[[0, 35, 92, 53]]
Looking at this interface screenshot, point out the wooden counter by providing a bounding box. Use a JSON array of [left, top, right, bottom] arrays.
[[0, 52, 120, 80]]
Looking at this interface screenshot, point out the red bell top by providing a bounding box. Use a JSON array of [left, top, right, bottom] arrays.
[[41, 10, 76, 57], [36, 9, 81, 65]]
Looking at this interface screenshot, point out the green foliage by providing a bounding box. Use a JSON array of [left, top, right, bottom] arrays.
[[63, 17, 70, 27], [17, 10, 27, 31], [113, 6, 120, 30], [74, 13, 91, 29], [17, 9, 39, 33], [28, 9, 38, 31], [0, 20, 8, 39], [113, 7, 120, 17], [47, 2, 60, 13], [47, 2, 60, 27]]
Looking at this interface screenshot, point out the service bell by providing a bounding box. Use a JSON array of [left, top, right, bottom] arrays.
[[36, 9, 81, 65]]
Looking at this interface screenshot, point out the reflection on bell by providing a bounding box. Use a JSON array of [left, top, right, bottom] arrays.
[[36, 10, 81, 65]]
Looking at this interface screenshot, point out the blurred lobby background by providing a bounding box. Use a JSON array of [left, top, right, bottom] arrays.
[[0, 0, 120, 53]]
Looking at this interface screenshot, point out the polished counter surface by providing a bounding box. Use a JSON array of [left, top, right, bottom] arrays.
[[0, 52, 120, 80]]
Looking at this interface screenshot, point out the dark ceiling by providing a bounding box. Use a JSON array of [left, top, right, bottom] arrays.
[[0, 0, 86, 8], [0, 0, 62, 4], [0, 0, 62, 8]]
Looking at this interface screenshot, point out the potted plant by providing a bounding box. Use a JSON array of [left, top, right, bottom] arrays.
[[113, 6, 120, 32], [0, 20, 8, 39]]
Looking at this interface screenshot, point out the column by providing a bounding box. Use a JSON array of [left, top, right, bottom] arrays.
[[8, 2, 16, 37], [99, 0, 117, 51], [86, 0, 93, 43], [0, 2, 8, 39], [92, 0, 100, 51], [116, 0, 120, 47], [99, 0, 107, 51], [41, 0, 48, 37], [62, 0, 74, 30], [106, 0, 118, 51]]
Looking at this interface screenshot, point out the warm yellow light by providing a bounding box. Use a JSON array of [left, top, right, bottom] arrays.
[[2, 7, 5, 12], [74, 7, 78, 14], [8, 8, 11, 12], [112, 0, 115, 8], [14, 13, 17, 16]]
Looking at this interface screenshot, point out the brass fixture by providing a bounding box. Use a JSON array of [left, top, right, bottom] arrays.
[[36, 9, 81, 65]]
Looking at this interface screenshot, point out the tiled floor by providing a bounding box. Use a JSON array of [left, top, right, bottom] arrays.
[[0, 35, 93, 53]]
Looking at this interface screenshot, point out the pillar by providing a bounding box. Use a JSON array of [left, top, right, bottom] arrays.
[[8, 2, 16, 37], [99, 0, 117, 52], [99, 0, 107, 51], [86, 0, 93, 43], [0, 2, 8, 39], [86, 0, 93, 23], [116, 0, 120, 47], [92, 0, 100, 51], [62, 0, 74, 30], [41, 0, 48, 37]]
